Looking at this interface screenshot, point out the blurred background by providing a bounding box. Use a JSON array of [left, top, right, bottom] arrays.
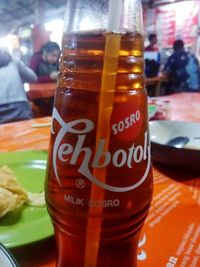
[[0, 0, 199, 64], [0, 0, 66, 64]]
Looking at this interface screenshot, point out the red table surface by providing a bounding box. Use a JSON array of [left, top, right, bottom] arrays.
[[0, 93, 199, 267], [27, 83, 56, 101]]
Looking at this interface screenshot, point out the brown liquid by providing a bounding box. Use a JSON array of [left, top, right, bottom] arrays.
[[45, 31, 153, 267]]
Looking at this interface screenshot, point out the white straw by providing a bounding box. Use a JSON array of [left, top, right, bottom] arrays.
[[107, 0, 123, 32]]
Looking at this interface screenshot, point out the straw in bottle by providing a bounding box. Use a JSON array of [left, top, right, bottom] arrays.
[[84, 0, 123, 266]]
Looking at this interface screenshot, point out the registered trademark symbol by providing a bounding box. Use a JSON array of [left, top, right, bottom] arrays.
[[76, 179, 85, 189]]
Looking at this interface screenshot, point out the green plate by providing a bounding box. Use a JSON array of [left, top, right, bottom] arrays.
[[0, 150, 54, 248]]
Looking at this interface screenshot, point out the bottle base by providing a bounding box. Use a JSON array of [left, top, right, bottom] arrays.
[[55, 228, 141, 267]]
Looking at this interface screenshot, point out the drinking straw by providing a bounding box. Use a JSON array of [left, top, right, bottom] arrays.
[[84, 1, 123, 266]]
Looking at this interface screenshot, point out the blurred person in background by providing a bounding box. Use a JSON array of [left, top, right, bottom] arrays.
[[0, 48, 37, 124], [163, 40, 200, 93], [145, 33, 158, 52], [30, 41, 60, 83], [145, 33, 160, 80], [144, 33, 160, 97]]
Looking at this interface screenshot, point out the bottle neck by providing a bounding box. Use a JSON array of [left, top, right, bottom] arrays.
[[63, 0, 144, 35]]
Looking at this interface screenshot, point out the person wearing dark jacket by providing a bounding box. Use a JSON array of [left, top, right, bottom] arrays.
[[163, 40, 200, 93], [30, 41, 60, 83]]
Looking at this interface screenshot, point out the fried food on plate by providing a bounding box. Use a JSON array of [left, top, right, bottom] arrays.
[[0, 165, 45, 218]]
